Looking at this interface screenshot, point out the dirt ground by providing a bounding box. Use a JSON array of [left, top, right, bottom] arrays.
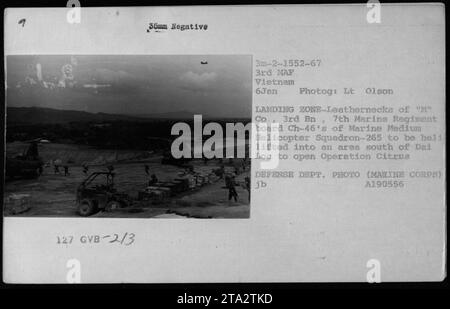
[[4, 157, 250, 218]]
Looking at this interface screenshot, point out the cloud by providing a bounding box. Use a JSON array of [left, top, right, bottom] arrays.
[[179, 71, 217, 91]]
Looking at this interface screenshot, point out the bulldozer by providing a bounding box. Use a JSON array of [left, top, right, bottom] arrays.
[[5, 140, 44, 180]]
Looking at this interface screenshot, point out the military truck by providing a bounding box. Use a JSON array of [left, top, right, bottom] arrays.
[[76, 171, 131, 216]]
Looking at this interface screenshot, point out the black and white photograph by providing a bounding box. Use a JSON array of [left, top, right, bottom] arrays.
[[1, 3, 446, 288], [4, 55, 252, 218]]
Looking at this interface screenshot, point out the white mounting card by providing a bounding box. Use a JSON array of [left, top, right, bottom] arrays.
[[3, 4, 446, 283]]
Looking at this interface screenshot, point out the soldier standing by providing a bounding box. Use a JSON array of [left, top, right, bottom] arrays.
[[54, 162, 60, 174], [245, 176, 251, 202], [148, 174, 158, 186], [82, 164, 89, 175], [227, 175, 238, 202]]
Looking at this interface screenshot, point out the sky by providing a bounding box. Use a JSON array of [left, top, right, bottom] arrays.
[[6, 55, 252, 118]]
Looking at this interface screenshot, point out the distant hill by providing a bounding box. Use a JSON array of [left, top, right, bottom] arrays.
[[6, 106, 250, 126], [135, 110, 212, 119], [6, 107, 146, 125]]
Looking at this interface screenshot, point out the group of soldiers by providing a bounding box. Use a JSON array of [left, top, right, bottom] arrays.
[[49, 161, 92, 177], [52, 163, 71, 176], [144, 164, 159, 186], [48, 160, 126, 178], [52, 162, 93, 176]]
